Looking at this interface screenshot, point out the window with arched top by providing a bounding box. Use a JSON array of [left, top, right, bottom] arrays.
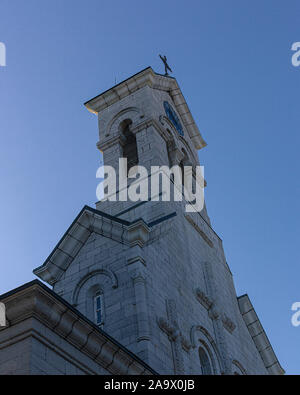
[[94, 291, 104, 328], [199, 347, 213, 375], [120, 119, 138, 171]]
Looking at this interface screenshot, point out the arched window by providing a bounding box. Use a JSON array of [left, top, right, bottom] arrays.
[[120, 119, 138, 171], [94, 291, 104, 327], [199, 347, 213, 375]]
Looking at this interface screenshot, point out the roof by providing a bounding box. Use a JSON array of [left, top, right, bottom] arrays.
[[33, 205, 176, 285]]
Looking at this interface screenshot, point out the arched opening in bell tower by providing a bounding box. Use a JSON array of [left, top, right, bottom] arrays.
[[119, 119, 138, 171]]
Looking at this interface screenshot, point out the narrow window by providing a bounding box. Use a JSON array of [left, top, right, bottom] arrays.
[[120, 120, 138, 171], [199, 347, 212, 375], [179, 160, 185, 186], [94, 291, 103, 327]]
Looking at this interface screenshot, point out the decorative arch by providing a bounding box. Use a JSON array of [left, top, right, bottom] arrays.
[[190, 325, 223, 374], [72, 269, 118, 306], [160, 115, 180, 138], [198, 345, 213, 375], [232, 360, 247, 375], [178, 137, 198, 166], [106, 107, 141, 137], [161, 117, 198, 168]]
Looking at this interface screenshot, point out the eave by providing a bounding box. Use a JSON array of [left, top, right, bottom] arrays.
[[0, 280, 157, 375], [238, 294, 285, 375], [33, 205, 176, 286]]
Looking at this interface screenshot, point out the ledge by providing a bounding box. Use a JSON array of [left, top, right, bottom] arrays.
[[33, 206, 177, 286], [0, 280, 156, 375], [238, 294, 284, 375], [33, 206, 151, 285]]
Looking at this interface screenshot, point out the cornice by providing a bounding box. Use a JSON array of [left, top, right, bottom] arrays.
[[33, 206, 151, 285], [238, 294, 285, 375], [97, 118, 170, 153], [0, 280, 156, 375]]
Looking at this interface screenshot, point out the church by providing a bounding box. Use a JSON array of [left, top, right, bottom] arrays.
[[0, 66, 284, 375]]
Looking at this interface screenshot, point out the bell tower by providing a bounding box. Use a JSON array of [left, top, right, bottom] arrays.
[[85, 67, 210, 224], [34, 67, 284, 375]]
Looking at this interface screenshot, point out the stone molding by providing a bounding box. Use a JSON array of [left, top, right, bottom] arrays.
[[97, 117, 180, 156], [238, 294, 285, 375], [232, 359, 247, 375], [195, 289, 237, 332], [97, 135, 122, 152], [72, 269, 118, 306], [157, 316, 191, 365], [157, 316, 178, 341], [189, 325, 223, 374], [106, 106, 142, 138], [33, 206, 150, 285], [157, 315, 192, 353], [129, 265, 150, 343], [195, 288, 214, 311], [156, 299, 186, 374], [222, 314, 236, 334], [0, 280, 155, 375], [127, 220, 150, 248], [127, 256, 146, 267], [208, 308, 220, 321], [195, 288, 236, 335]]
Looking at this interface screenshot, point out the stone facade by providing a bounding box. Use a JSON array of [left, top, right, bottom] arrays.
[[0, 281, 154, 375], [0, 67, 284, 375]]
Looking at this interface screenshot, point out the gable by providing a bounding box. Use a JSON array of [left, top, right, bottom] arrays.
[[33, 206, 150, 286]]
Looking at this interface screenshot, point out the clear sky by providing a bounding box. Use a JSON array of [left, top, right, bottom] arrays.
[[0, 0, 299, 374]]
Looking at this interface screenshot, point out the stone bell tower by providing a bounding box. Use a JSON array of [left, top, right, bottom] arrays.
[[33, 67, 283, 375], [86, 67, 209, 223]]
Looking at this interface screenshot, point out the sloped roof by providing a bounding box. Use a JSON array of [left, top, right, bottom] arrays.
[[33, 205, 176, 286], [238, 294, 285, 375]]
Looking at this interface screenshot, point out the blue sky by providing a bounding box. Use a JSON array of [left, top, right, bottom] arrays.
[[0, 0, 299, 374]]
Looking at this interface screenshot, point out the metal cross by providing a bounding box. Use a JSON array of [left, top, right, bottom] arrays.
[[159, 54, 173, 76]]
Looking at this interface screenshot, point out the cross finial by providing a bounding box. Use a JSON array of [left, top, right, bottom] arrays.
[[159, 54, 173, 76]]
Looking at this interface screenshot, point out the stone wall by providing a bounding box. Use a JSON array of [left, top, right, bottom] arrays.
[[0, 281, 155, 375]]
